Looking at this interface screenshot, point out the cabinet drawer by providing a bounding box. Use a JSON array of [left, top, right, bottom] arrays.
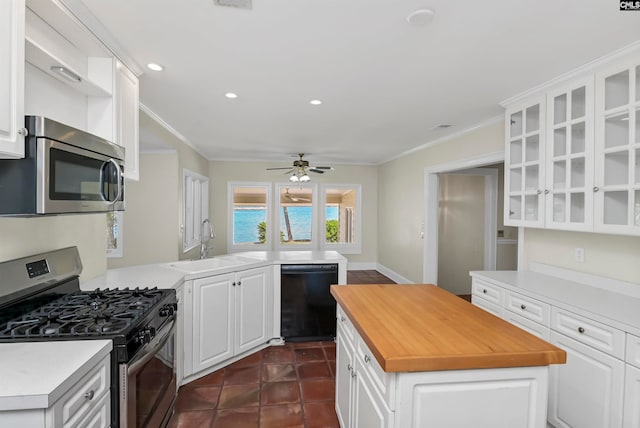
[[337, 305, 355, 344], [626, 334, 640, 369], [71, 391, 110, 428], [551, 307, 625, 358], [472, 296, 503, 318], [503, 311, 550, 341], [49, 355, 110, 428], [471, 280, 503, 306], [505, 291, 550, 327], [356, 336, 396, 410]]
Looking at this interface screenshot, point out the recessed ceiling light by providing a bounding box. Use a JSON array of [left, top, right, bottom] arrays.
[[225, 92, 238, 99], [310, 99, 322, 105], [407, 9, 435, 26], [147, 63, 164, 72]]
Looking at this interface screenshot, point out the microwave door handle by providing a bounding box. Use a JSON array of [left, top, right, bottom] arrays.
[[100, 159, 123, 203]]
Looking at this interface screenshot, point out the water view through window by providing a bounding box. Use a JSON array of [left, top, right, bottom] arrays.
[[233, 206, 338, 244]]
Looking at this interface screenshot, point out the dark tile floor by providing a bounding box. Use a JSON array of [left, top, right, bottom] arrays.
[[168, 270, 395, 427]]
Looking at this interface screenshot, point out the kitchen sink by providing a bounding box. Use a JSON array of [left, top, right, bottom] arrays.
[[166, 254, 261, 274]]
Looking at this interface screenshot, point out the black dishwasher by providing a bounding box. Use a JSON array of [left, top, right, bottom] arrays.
[[281, 264, 338, 341]]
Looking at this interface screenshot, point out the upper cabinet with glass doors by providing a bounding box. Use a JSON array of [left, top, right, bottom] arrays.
[[545, 79, 594, 231], [504, 97, 546, 227], [594, 61, 640, 235], [503, 47, 640, 236]]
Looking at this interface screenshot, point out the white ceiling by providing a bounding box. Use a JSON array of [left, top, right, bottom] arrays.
[[78, 0, 640, 165]]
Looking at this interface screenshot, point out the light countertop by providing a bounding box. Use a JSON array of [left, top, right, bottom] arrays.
[[471, 270, 640, 337], [83, 251, 348, 286], [331, 284, 566, 373], [0, 340, 112, 411]]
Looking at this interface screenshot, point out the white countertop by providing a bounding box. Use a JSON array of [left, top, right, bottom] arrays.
[[83, 251, 348, 286], [471, 270, 640, 337], [0, 340, 112, 411]]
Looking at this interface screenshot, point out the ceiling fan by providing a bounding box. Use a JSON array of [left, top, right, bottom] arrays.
[[266, 153, 333, 182], [282, 188, 311, 203]]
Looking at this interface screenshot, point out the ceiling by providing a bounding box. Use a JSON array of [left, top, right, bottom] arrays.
[[77, 0, 640, 165]]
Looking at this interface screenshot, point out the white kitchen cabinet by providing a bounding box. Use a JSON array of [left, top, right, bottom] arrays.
[[235, 266, 270, 353], [504, 97, 546, 227], [545, 78, 595, 231], [624, 364, 640, 428], [0, 0, 26, 158], [185, 266, 273, 379], [594, 59, 640, 235], [114, 60, 139, 180], [548, 331, 625, 428], [191, 272, 235, 374], [335, 319, 393, 428]]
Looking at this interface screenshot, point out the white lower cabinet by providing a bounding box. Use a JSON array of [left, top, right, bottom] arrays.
[[624, 364, 640, 428], [184, 266, 273, 379], [471, 275, 637, 428], [336, 324, 355, 428], [353, 363, 393, 428], [548, 331, 625, 428]]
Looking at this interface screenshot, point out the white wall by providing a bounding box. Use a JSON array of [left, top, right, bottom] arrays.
[[208, 160, 378, 265]]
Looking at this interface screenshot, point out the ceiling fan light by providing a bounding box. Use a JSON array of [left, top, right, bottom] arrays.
[[300, 174, 311, 182], [289, 175, 299, 182]]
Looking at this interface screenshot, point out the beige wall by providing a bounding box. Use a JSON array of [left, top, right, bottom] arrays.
[[378, 120, 640, 285], [137, 111, 210, 262], [378, 121, 504, 283], [107, 153, 180, 269], [208, 160, 378, 265], [0, 215, 107, 280], [523, 229, 640, 283], [438, 174, 485, 295]]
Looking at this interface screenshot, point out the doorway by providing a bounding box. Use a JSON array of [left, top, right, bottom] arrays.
[[423, 152, 519, 287], [437, 168, 497, 297]]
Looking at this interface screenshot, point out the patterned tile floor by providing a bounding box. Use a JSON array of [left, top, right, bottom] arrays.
[[168, 271, 395, 428]]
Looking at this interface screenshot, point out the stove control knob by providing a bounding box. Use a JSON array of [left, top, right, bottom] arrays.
[[159, 304, 175, 317], [147, 327, 156, 340], [137, 330, 150, 345]]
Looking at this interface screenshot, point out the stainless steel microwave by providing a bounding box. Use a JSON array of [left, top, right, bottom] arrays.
[[0, 116, 125, 216]]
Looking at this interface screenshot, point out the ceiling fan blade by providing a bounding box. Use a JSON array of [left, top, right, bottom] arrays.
[[308, 168, 325, 174], [309, 166, 333, 170], [266, 167, 292, 170], [282, 169, 295, 174]]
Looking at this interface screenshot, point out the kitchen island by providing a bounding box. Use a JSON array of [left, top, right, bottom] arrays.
[[331, 284, 566, 428]]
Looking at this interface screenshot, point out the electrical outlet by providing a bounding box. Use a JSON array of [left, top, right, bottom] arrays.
[[575, 247, 585, 263]]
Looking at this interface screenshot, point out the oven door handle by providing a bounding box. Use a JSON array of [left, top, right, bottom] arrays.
[[127, 319, 175, 376]]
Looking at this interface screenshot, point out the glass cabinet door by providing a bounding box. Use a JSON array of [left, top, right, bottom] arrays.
[[505, 98, 546, 227], [545, 80, 594, 231], [594, 62, 640, 235]]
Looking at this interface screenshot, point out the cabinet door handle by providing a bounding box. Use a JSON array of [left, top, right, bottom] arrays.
[[520, 304, 526, 310], [84, 390, 95, 401], [347, 363, 352, 372], [544, 189, 550, 194], [578, 327, 585, 334], [364, 355, 370, 364], [482, 289, 487, 294], [17, 127, 28, 136], [351, 370, 357, 379], [340, 316, 345, 322], [232, 282, 236, 287], [237, 281, 242, 286], [593, 187, 599, 192]]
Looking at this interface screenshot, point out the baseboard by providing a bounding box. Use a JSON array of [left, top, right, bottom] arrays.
[[376, 264, 414, 284], [347, 262, 378, 270]]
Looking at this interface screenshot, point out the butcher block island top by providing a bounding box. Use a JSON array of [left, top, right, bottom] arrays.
[[330, 283, 566, 373]]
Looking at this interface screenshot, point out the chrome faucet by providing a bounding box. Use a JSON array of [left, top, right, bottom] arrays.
[[200, 219, 216, 259]]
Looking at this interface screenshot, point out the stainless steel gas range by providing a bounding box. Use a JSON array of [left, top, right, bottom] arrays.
[[0, 247, 177, 428]]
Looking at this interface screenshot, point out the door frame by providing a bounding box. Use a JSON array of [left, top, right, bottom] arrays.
[[423, 151, 504, 284]]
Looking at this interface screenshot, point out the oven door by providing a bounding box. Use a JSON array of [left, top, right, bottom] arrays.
[[37, 138, 125, 214], [120, 320, 176, 428]]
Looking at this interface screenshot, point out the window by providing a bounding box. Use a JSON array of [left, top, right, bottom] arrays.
[[228, 182, 271, 252], [320, 184, 361, 254], [106, 211, 123, 258], [183, 169, 209, 252], [276, 184, 317, 249]]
